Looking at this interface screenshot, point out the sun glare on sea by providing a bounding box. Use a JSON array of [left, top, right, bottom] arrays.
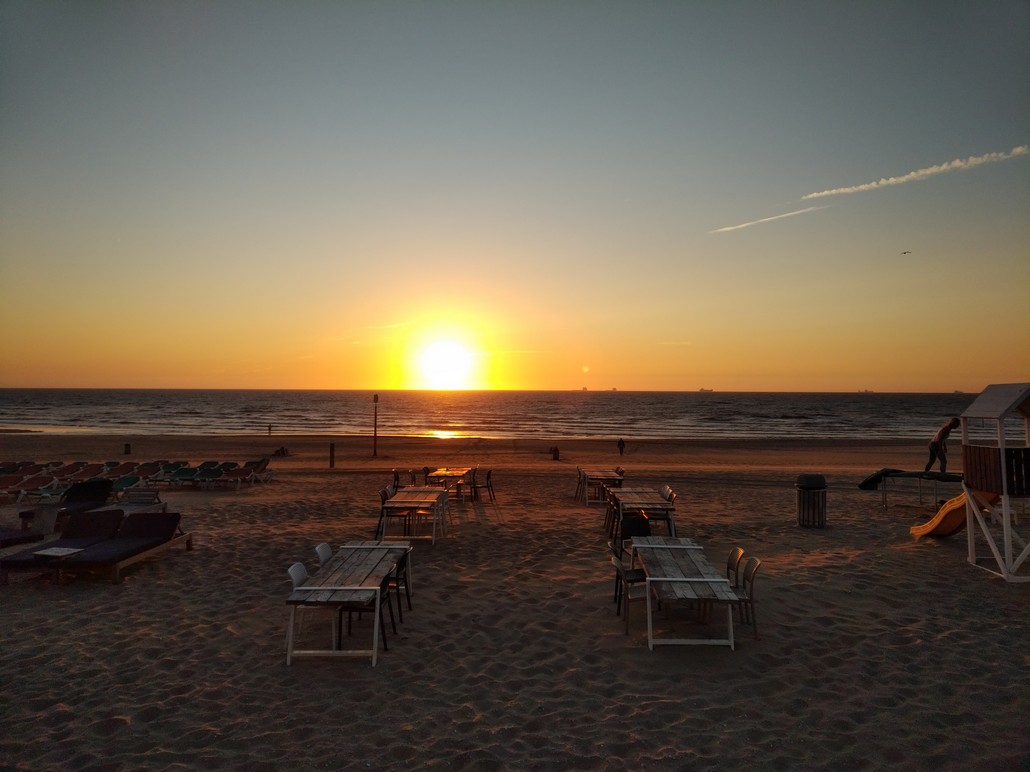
[[416, 339, 475, 389]]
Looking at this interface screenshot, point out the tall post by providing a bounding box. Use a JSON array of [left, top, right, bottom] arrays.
[[373, 393, 379, 457]]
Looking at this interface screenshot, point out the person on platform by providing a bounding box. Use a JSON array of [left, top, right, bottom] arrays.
[[924, 417, 961, 473]]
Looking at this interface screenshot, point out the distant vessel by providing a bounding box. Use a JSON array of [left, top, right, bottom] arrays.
[[699, 388, 713, 393], [859, 389, 874, 393]]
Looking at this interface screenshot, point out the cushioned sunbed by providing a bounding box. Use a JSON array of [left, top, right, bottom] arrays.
[[0, 526, 45, 549], [0, 509, 125, 583], [18, 478, 115, 532], [56, 511, 191, 583]]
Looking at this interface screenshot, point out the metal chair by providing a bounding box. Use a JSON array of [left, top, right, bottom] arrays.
[[702, 547, 745, 623], [470, 469, 496, 502], [642, 490, 676, 537], [733, 557, 761, 639], [726, 547, 745, 588], [287, 562, 337, 648], [376, 487, 412, 539], [610, 511, 652, 634], [387, 549, 413, 622]]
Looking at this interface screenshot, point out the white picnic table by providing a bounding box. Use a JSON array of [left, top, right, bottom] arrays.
[[285, 540, 411, 667], [630, 536, 739, 650]]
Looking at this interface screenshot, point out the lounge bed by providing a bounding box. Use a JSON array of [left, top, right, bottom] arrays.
[[0, 509, 126, 584], [0, 525, 45, 549], [18, 479, 115, 533], [55, 511, 192, 584]]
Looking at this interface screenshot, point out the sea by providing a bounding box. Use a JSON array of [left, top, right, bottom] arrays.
[[0, 389, 979, 441]]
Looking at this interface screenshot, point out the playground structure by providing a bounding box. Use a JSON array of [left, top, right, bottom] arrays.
[[958, 383, 1030, 583]]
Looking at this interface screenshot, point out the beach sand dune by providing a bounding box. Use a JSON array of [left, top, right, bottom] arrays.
[[1, 436, 1027, 769]]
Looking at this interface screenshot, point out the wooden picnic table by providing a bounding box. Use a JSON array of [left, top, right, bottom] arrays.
[[579, 467, 623, 504], [285, 540, 411, 667], [383, 487, 448, 541], [609, 488, 677, 536], [427, 467, 472, 500], [630, 536, 738, 650]]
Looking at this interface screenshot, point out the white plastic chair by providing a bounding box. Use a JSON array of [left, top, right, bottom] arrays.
[[315, 542, 333, 566], [287, 562, 337, 648]]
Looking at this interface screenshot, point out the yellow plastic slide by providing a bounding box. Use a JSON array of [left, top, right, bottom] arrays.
[[910, 491, 998, 539], [910, 493, 969, 538]]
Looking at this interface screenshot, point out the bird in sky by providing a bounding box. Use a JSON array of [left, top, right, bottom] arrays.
[[900, 250, 912, 255]]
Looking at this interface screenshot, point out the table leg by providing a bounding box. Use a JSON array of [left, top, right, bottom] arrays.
[[646, 578, 654, 650], [370, 588, 381, 667], [727, 603, 735, 651], [285, 606, 297, 666]]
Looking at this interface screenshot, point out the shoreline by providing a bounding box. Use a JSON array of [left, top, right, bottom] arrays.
[[0, 433, 933, 478]]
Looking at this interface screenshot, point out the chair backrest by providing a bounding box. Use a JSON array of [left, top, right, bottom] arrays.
[[378, 488, 389, 505], [288, 562, 308, 588], [615, 467, 625, 477], [63, 478, 114, 503], [392, 469, 401, 488], [112, 475, 141, 491], [615, 511, 651, 556], [666, 491, 677, 505], [659, 484, 671, 499], [726, 547, 745, 587], [315, 542, 333, 565], [485, 470, 492, 484], [740, 556, 761, 599]]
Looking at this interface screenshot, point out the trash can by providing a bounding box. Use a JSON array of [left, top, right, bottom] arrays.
[[796, 473, 826, 528]]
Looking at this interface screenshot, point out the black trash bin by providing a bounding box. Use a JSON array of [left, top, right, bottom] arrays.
[[796, 473, 826, 528]]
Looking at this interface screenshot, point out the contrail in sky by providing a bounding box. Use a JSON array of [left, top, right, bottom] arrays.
[[801, 144, 1028, 200], [709, 206, 829, 234]]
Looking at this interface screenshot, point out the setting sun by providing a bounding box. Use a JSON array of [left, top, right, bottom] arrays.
[[416, 339, 475, 390]]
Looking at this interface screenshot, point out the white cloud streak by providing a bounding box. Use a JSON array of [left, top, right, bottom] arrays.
[[709, 206, 829, 234], [801, 145, 1029, 200]]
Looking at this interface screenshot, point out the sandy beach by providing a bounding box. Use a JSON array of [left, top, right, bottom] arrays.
[[1, 433, 1027, 770]]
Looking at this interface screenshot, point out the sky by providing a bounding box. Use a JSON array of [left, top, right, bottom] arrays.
[[1, 0, 1028, 392]]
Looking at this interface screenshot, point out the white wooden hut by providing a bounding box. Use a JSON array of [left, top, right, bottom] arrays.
[[960, 382, 1030, 582]]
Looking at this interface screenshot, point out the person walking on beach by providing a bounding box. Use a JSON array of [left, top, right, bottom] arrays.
[[924, 417, 961, 473], [617, 437, 625, 456]]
